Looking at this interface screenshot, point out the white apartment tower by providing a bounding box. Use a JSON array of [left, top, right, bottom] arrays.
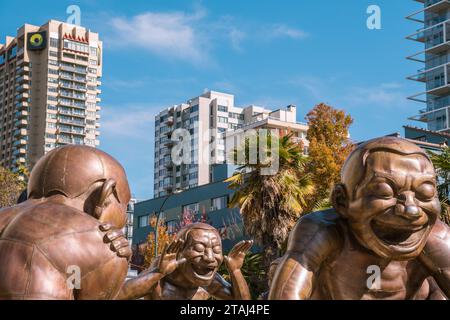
[[407, 0, 450, 132], [0, 20, 102, 172], [153, 90, 309, 198]]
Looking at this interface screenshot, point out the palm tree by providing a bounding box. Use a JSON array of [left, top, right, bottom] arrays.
[[226, 130, 314, 269], [428, 147, 450, 225]]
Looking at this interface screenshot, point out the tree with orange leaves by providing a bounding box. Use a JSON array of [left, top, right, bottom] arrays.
[[143, 215, 174, 268], [305, 103, 354, 211]]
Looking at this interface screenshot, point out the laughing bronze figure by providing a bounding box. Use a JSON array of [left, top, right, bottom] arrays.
[[117, 223, 253, 300], [269, 136, 450, 300]]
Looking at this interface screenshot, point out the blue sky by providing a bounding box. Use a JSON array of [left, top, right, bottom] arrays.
[[0, 0, 425, 200]]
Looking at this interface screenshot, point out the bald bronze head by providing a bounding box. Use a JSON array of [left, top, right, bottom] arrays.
[[170, 223, 223, 287], [332, 137, 440, 260], [28, 145, 131, 228]]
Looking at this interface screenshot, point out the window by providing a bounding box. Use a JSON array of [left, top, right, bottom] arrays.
[[182, 203, 199, 214], [166, 220, 178, 234], [190, 105, 199, 113], [218, 117, 228, 123], [218, 105, 228, 112], [50, 38, 59, 48], [63, 40, 89, 54], [138, 215, 149, 228], [90, 47, 97, 55], [211, 196, 228, 211]]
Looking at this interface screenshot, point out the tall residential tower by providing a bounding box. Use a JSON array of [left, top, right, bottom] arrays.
[[407, 0, 450, 132], [153, 90, 309, 198], [0, 20, 102, 172]]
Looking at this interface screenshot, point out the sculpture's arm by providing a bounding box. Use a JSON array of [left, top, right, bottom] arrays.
[[206, 240, 253, 300], [115, 239, 186, 300], [269, 213, 342, 300], [205, 272, 250, 300], [115, 267, 163, 300], [419, 220, 450, 299]]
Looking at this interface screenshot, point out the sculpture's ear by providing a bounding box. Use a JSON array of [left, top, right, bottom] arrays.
[[93, 179, 117, 219], [332, 183, 349, 218]]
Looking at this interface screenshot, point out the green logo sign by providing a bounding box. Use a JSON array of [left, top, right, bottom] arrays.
[[28, 31, 47, 51]]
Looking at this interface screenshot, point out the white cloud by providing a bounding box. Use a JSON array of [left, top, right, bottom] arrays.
[[269, 24, 309, 40], [109, 9, 207, 63], [286, 75, 409, 110], [228, 28, 246, 52], [105, 8, 308, 62], [101, 105, 156, 139]]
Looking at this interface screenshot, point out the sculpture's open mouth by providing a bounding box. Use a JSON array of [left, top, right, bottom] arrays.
[[370, 217, 428, 250], [191, 264, 217, 280]]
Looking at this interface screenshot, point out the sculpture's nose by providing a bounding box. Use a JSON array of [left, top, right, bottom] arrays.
[[396, 192, 421, 220], [203, 248, 215, 263]]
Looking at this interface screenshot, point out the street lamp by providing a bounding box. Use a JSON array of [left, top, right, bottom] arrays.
[[154, 190, 181, 257]]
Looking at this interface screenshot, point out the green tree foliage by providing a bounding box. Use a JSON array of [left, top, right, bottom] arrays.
[[427, 147, 450, 225], [227, 131, 314, 269], [0, 166, 26, 208]]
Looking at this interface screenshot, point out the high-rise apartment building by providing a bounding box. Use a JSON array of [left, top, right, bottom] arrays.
[[407, 0, 450, 132], [0, 20, 102, 172], [153, 90, 309, 198]]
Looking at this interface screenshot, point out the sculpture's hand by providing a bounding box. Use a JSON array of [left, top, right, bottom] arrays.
[[99, 223, 132, 261], [224, 240, 253, 273], [157, 239, 186, 276]]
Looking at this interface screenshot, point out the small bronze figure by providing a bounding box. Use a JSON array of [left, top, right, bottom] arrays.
[[117, 223, 253, 300], [269, 137, 450, 300], [0, 145, 132, 300]]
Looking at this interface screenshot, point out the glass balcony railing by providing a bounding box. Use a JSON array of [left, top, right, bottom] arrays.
[[425, 0, 446, 8]]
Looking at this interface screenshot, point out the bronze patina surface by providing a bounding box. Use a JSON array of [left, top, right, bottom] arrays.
[[269, 137, 450, 300], [117, 223, 253, 300], [0, 145, 132, 300]]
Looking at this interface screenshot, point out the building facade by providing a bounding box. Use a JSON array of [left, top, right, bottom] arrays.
[[407, 0, 450, 132], [153, 90, 308, 198], [0, 20, 102, 172], [124, 198, 137, 246]]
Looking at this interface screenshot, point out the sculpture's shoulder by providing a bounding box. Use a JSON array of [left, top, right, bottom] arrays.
[[1, 200, 100, 243], [0, 205, 21, 234], [287, 209, 344, 254], [0, 200, 122, 274], [425, 220, 450, 253]]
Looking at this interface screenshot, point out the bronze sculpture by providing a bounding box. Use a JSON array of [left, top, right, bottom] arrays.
[[269, 136, 450, 300], [258, 258, 282, 300], [0, 145, 132, 300], [116, 223, 253, 300]]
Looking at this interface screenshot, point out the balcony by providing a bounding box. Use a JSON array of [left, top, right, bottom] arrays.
[[58, 117, 85, 127], [60, 65, 87, 75], [58, 109, 86, 118], [14, 110, 28, 119], [60, 82, 87, 92], [164, 157, 174, 168], [13, 139, 27, 147], [407, 1, 450, 23], [166, 116, 174, 125], [13, 128, 27, 137], [14, 119, 28, 128]]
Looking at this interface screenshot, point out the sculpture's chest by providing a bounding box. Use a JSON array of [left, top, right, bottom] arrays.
[[155, 281, 208, 300], [314, 249, 428, 300]]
